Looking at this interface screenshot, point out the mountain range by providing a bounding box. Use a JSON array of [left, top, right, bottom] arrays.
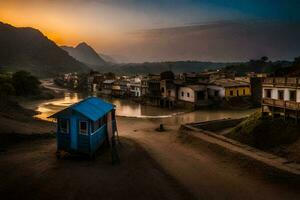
[[0, 22, 89, 77], [61, 42, 107, 66]]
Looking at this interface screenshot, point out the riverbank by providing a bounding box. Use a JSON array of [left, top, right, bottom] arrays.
[[0, 98, 55, 136]]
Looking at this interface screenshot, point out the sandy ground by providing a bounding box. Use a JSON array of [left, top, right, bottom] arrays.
[[117, 117, 300, 200], [0, 137, 192, 200], [2, 114, 300, 199]]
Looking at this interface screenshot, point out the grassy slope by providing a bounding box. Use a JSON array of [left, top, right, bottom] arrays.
[[226, 112, 300, 150]]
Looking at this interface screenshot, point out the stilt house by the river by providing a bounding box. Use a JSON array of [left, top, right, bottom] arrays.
[[49, 97, 117, 157]]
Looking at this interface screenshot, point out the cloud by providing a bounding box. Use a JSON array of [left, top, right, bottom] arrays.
[[116, 21, 300, 62]]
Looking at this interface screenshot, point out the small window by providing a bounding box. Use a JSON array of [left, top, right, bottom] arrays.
[[230, 90, 233, 96], [79, 121, 88, 135], [187, 93, 190, 97], [278, 90, 284, 100], [265, 89, 272, 98], [181, 92, 184, 97], [161, 87, 165, 93], [236, 90, 239, 96], [243, 89, 246, 95], [59, 119, 69, 134], [290, 90, 296, 101]]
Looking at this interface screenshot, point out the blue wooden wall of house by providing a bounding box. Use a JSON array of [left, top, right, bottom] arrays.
[[49, 97, 116, 156]]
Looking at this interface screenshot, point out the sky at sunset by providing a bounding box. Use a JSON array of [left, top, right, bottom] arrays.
[[0, 0, 300, 62]]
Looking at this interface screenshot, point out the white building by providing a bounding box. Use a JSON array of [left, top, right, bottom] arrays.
[[262, 77, 300, 120], [129, 77, 142, 97], [178, 85, 207, 103]]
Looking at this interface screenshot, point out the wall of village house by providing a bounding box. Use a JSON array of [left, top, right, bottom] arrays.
[[224, 86, 251, 97], [262, 86, 299, 102], [207, 85, 226, 98], [178, 87, 196, 103]]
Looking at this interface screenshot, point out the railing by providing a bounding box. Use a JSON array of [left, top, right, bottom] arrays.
[[262, 98, 300, 110], [263, 77, 300, 87]]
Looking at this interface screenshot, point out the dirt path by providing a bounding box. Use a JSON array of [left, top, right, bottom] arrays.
[[117, 117, 300, 200], [0, 138, 192, 200]]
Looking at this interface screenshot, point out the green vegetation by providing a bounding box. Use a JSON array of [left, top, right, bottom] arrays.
[[0, 70, 41, 97], [226, 112, 300, 149], [223, 56, 295, 76]]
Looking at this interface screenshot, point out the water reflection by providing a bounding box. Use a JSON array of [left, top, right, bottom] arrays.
[[22, 80, 257, 124], [26, 92, 186, 121]]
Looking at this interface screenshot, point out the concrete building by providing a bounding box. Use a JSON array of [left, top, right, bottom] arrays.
[[207, 79, 251, 100], [177, 85, 208, 108], [262, 77, 300, 120], [101, 80, 115, 95], [141, 77, 149, 96], [129, 77, 142, 97], [112, 80, 129, 97]]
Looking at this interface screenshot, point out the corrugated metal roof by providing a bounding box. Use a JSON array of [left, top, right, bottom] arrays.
[[49, 97, 115, 121]]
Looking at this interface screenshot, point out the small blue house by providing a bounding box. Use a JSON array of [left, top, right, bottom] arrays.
[[49, 97, 117, 158]]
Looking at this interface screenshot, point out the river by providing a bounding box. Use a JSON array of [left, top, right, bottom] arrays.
[[22, 80, 257, 125]]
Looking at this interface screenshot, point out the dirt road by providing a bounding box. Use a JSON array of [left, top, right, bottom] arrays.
[[2, 114, 300, 200], [0, 138, 192, 200], [118, 117, 300, 200]]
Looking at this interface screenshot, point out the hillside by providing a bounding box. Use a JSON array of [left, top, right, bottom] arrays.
[[0, 22, 89, 77], [222, 57, 293, 76], [61, 42, 106, 66], [226, 112, 300, 149]]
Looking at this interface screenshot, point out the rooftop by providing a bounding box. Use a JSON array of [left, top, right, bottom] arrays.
[[49, 97, 115, 121], [210, 79, 249, 88]]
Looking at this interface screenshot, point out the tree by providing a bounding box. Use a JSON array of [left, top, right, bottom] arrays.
[[12, 71, 41, 96], [260, 56, 269, 63]]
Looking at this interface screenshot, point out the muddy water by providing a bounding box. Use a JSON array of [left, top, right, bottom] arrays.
[[23, 80, 257, 124]]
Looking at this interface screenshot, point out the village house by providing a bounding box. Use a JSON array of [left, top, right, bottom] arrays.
[[87, 72, 105, 92], [101, 80, 115, 95], [146, 78, 161, 105], [160, 71, 179, 108], [141, 77, 149, 96], [207, 79, 251, 100], [177, 85, 209, 108], [262, 77, 300, 120], [129, 77, 142, 97], [248, 72, 269, 106], [112, 79, 129, 97]]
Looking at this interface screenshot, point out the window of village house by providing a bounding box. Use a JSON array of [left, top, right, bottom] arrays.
[[236, 90, 239, 96], [289, 90, 296, 101], [181, 92, 184, 97], [161, 87, 165, 93], [278, 90, 284, 100], [168, 90, 171, 96], [187, 92, 190, 97], [243, 89, 246, 95], [59, 119, 69, 134], [79, 121, 88, 135], [230, 90, 233, 96], [265, 89, 272, 98]]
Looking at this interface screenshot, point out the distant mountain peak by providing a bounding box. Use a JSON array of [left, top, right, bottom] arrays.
[[77, 42, 89, 47], [61, 42, 106, 66]]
